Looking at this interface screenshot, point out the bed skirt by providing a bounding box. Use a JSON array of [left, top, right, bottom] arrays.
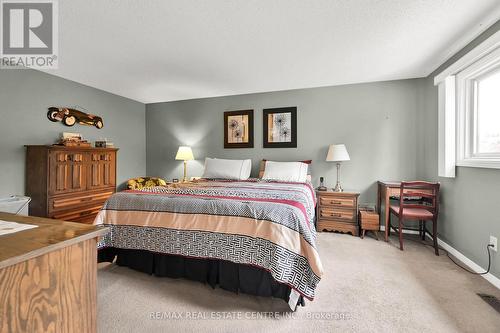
[[98, 247, 305, 307]]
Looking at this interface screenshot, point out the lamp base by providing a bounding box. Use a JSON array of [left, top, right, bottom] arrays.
[[333, 183, 344, 192], [333, 162, 344, 192], [182, 160, 188, 183]]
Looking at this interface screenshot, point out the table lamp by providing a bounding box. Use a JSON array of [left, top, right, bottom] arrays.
[[326, 144, 350, 192], [175, 146, 194, 182]]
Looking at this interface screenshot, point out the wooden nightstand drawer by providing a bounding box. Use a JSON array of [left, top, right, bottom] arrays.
[[319, 196, 355, 208], [320, 208, 354, 222]]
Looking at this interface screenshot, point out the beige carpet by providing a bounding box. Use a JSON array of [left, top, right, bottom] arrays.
[[97, 233, 500, 333]]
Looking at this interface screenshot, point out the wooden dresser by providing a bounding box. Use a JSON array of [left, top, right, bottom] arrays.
[[25, 145, 118, 223], [0, 212, 108, 333], [316, 190, 360, 236]]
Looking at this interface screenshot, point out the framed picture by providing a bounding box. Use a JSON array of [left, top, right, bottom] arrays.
[[224, 110, 254, 148], [263, 107, 297, 148]]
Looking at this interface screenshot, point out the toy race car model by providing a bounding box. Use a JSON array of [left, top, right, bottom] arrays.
[[47, 107, 103, 129]]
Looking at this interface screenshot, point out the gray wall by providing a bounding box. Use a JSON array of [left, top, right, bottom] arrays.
[[418, 20, 500, 278], [3, 19, 495, 280], [0, 69, 146, 197], [146, 79, 421, 203]]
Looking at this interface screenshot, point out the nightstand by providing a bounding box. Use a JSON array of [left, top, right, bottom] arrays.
[[316, 190, 360, 236]]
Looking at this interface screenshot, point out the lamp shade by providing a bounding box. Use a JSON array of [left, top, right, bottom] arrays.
[[175, 146, 194, 161], [326, 144, 350, 162]]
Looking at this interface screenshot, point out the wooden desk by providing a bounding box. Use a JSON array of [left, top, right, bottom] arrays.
[[0, 212, 108, 333], [377, 181, 433, 242]]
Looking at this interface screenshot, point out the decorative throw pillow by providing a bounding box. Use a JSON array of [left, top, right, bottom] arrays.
[[127, 177, 167, 190], [259, 159, 312, 178], [262, 161, 308, 182], [202, 158, 252, 180]]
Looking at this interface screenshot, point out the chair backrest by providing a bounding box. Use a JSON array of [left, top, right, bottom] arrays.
[[399, 181, 440, 217]]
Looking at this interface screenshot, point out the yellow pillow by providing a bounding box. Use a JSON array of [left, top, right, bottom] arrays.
[[127, 177, 166, 190]]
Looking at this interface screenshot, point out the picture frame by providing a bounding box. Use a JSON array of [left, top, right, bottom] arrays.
[[263, 107, 297, 148], [224, 109, 254, 148]]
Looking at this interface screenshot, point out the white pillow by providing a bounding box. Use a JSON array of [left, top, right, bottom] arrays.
[[202, 158, 252, 180], [262, 161, 308, 182]]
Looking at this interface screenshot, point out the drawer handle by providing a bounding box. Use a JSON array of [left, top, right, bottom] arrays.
[[80, 210, 94, 216], [330, 200, 342, 204], [81, 197, 93, 202], [322, 212, 342, 217]]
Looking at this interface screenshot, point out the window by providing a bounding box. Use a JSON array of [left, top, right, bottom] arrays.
[[435, 31, 500, 176], [475, 69, 500, 154], [456, 47, 500, 168]]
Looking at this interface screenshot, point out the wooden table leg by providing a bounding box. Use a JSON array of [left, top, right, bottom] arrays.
[[384, 187, 390, 242], [377, 184, 382, 238]]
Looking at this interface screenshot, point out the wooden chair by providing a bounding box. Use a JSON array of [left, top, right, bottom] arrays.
[[389, 181, 440, 255]]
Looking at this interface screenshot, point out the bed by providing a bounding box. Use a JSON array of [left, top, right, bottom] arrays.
[[94, 178, 323, 309]]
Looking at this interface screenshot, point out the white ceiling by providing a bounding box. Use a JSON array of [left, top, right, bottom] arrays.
[[45, 0, 500, 103]]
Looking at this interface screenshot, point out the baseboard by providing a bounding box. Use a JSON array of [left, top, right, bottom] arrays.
[[379, 225, 500, 290], [379, 225, 420, 235], [436, 238, 500, 290]]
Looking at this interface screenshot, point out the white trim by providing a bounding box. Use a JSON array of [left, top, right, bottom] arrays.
[[437, 238, 500, 290], [456, 159, 500, 169], [379, 226, 500, 289], [455, 47, 500, 168], [426, 7, 500, 77], [437, 76, 456, 177], [379, 225, 420, 235], [434, 30, 500, 85], [435, 31, 500, 172]]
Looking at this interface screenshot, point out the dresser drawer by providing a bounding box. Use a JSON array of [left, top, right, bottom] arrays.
[[320, 196, 355, 208], [49, 190, 113, 214], [319, 207, 355, 222], [51, 204, 103, 223]]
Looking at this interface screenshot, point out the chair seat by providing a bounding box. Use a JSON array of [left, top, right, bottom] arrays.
[[389, 205, 434, 219]]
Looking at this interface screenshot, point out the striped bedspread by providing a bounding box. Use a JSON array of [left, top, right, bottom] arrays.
[[94, 179, 323, 300]]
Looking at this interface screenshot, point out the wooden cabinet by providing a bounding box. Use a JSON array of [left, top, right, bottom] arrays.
[[0, 212, 108, 333], [359, 210, 380, 239], [88, 151, 116, 190], [26, 145, 118, 224], [49, 151, 86, 195], [316, 190, 360, 236]]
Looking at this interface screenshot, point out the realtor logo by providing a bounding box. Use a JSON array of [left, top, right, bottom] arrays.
[[1, 0, 58, 68]]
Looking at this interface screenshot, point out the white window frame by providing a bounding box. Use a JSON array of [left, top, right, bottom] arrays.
[[456, 51, 500, 168], [434, 31, 500, 177]]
